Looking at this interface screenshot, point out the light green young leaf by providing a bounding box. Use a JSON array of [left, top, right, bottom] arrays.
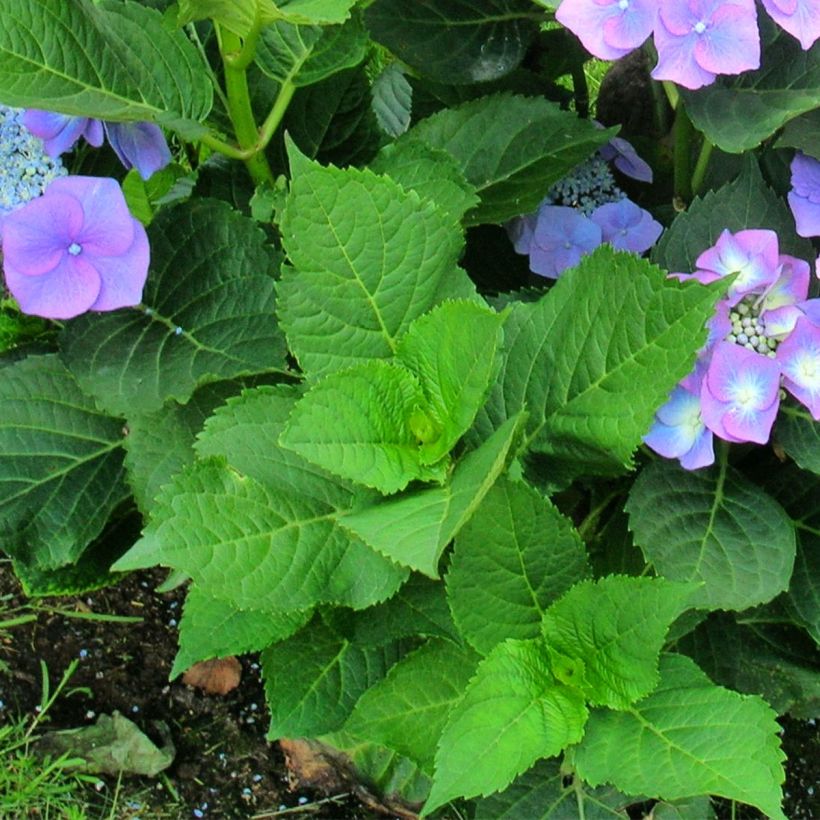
[[0, 355, 128, 570], [340, 413, 524, 576], [278, 145, 473, 378], [124, 382, 239, 514], [255, 15, 368, 87], [61, 200, 287, 418], [171, 584, 311, 678], [573, 653, 787, 820], [397, 301, 505, 465], [113, 459, 407, 613], [0, 0, 211, 130], [775, 404, 820, 476], [369, 139, 479, 222], [279, 361, 449, 495], [343, 640, 481, 772], [447, 478, 589, 655], [423, 639, 588, 814], [179, 0, 356, 32], [626, 460, 796, 610], [406, 94, 613, 225], [474, 246, 723, 478], [540, 577, 695, 709], [473, 759, 632, 819], [262, 619, 403, 738]]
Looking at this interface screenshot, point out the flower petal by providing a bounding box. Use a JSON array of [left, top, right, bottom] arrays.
[[89, 218, 150, 312], [104, 122, 172, 180]]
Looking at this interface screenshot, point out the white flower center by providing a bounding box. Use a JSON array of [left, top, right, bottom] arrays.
[[693, 20, 707, 34], [618, 0, 629, 9], [68, 242, 82, 256]]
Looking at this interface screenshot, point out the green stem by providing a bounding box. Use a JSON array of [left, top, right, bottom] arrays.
[[673, 101, 694, 205], [691, 137, 714, 197], [218, 25, 275, 186], [198, 131, 253, 160], [258, 79, 297, 152], [571, 63, 590, 119], [578, 489, 621, 541]]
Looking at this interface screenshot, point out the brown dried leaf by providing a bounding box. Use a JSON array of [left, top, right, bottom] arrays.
[[182, 657, 241, 695]]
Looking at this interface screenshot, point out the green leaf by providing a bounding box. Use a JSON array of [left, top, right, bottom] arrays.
[[775, 403, 820, 476], [679, 614, 820, 719], [368, 139, 479, 223], [262, 619, 403, 738], [776, 108, 820, 160], [61, 200, 287, 418], [473, 759, 632, 819], [652, 157, 814, 273], [651, 797, 715, 820], [0, 0, 211, 130], [113, 459, 407, 612], [681, 28, 820, 153], [371, 63, 413, 137], [447, 478, 589, 655], [626, 460, 796, 610], [406, 94, 613, 225], [475, 246, 723, 478], [365, 0, 538, 85], [279, 361, 449, 495], [540, 577, 694, 709], [351, 574, 461, 646], [424, 639, 588, 814], [278, 146, 473, 378], [573, 653, 787, 820], [270, 0, 357, 25], [343, 640, 481, 772], [124, 382, 238, 514], [171, 584, 310, 678], [179, 0, 356, 32], [255, 15, 368, 87], [340, 413, 524, 576], [397, 301, 505, 465], [0, 355, 128, 570]]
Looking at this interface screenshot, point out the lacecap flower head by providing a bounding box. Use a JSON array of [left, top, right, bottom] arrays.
[[1, 176, 149, 320]]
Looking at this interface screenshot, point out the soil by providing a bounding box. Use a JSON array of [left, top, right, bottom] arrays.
[[1, 565, 817, 820]]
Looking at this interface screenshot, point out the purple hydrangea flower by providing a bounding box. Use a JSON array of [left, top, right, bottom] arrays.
[[22, 110, 104, 157], [699, 341, 781, 444], [760, 0, 820, 50], [556, 0, 657, 61], [652, 0, 761, 90], [590, 199, 662, 253], [528, 205, 603, 279], [599, 136, 653, 183], [787, 152, 820, 238], [776, 316, 820, 419], [644, 378, 715, 469], [22, 110, 171, 180], [1, 176, 149, 319]]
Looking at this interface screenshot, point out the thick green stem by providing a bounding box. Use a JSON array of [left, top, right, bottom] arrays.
[[218, 25, 275, 186], [673, 102, 694, 205], [258, 79, 297, 151], [691, 138, 714, 197]]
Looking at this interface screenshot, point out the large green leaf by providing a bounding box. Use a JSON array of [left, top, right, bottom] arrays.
[[0, 355, 128, 570], [179, 0, 356, 33], [776, 108, 820, 160], [652, 157, 814, 273], [113, 459, 407, 612], [474, 246, 723, 478], [255, 15, 368, 87], [626, 460, 796, 610], [446, 478, 589, 655], [424, 639, 588, 814], [278, 145, 474, 378], [540, 577, 694, 709], [364, 0, 538, 85], [681, 28, 820, 153], [61, 200, 288, 418], [407, 94, 613, 225], [171, 584, 311, 678], [775, 403, 820, 476], [343, 640, 481, 772], [340, 413, 524, 576], [574, 653, 787, 820], [473, 760, 632, 819], [0, 0, 211, 130], [262, 619, 403, 738]]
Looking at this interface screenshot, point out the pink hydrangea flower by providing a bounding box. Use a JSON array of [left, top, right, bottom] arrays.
[[1, 176, 149, 320], [776, 316, 820, 419], [760, 0, 820, 50], [652, 0, 761, 90], [787, 152, 820, 238]]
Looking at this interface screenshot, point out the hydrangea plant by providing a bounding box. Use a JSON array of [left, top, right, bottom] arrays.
[[0, 1, 817, 818]]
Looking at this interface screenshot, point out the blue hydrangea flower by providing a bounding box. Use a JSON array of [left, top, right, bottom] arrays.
[[0, 106, 67, 220], [543, 155, 625, 215]]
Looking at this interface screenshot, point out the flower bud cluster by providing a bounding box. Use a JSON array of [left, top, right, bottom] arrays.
[[544, 155, 625, 215], [0, 106, 66, 219], [645, 229, 820, 470]]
